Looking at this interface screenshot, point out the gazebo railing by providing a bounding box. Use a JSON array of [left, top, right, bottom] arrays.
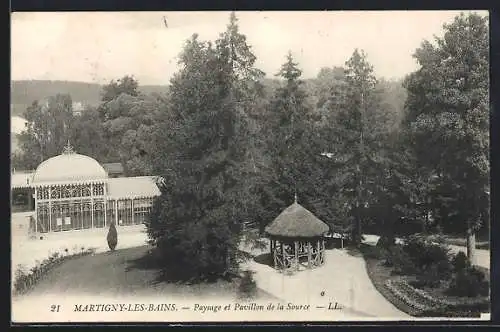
[[271, 238, 326, 274]]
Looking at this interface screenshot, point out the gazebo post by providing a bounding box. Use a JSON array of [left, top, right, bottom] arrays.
[[294, 240, 298, 271], [322, 238, 326, 264], [281, 241, 285, 271], [34, 188, 38, 233], [307, 242, 312, 269], [48, 197, 52, 232], [316, 240, 320, 266], [273, 239, 278, 269]]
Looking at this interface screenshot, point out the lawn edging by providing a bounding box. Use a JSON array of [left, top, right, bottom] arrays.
[[13, 247, 97, 295], [363, 255, 419, 317]]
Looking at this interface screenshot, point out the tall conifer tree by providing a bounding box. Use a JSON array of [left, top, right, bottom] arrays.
[[147, 13, 264, 281]]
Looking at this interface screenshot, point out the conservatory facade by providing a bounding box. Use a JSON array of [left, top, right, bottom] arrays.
[[12, 143, 161, 234]]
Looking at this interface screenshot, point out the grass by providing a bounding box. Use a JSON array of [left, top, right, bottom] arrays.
[[13, 248, 96, 295], [21, 245, 277, 301]]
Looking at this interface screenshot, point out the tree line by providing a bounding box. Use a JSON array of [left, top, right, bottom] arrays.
[[12, 12, 489, 279]]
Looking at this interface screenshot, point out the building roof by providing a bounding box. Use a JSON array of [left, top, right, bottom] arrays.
[[265, 202, 330, 238], [11, 116, 27, 135], [107, 176, 161, 199], [32, 143, 107, 184], [102, 163, 124, 174], [11, 171, 34, 189]]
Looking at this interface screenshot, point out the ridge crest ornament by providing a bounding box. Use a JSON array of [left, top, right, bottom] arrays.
[[62, 140, 76, 155]]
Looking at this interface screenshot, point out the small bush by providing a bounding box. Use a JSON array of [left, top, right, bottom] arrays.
[[447, 267, 489, 297], [403, 234, 451, 274], [363, 245, 387, 260], [377, 235, 395, 249], [452, 252, 469, 272], [387, 245, 418, 275], [412, 262, 450, 289], [238, 270, 257, 300], [107, 222, 118, 251]]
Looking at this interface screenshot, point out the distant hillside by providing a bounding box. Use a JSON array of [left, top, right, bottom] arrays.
[[10, 80, 168, 117]]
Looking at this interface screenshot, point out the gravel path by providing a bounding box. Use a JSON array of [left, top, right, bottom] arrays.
[[362, 234, 490, 269], [241, 243, 412, 320]]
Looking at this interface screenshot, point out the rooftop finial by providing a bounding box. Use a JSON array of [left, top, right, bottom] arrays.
[[62, 140, 75, 155], [294, 190, 298, 204]]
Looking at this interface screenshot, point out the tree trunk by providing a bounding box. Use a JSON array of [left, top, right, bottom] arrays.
[[357, 217, 362, 247], [422, 207, 429, 234], [352, 202, 360, 247], [466, 225, 476, 266]]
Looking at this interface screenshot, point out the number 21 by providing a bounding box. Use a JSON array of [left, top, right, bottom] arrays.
[[50, 305, 60, 312]]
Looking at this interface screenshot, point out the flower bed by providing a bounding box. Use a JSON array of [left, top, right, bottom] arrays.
[[13, 247, 97, 295], [385, 278, 489, 317], [362, 243, 489, 318], [385, 279, 439, 313]]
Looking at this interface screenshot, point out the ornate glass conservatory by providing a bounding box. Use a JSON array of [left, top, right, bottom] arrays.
[[12, 143, 161, 234]]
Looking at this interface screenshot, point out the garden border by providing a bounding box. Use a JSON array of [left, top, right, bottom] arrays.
[[13, 247, 97, 295], [361, 245, 490, 318]]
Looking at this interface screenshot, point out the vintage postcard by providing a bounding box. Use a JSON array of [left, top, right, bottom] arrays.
[[11, 10, 491, 323]]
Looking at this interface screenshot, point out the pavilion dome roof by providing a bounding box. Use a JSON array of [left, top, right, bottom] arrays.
[[32, 143, 107, 184], [265, 202, 330, 238]]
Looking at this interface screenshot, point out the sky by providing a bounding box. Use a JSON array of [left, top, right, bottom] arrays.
[[11, 10, 486, 85]]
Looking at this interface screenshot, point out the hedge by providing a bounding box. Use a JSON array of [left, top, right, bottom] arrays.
[[13, 248, 96, 295]]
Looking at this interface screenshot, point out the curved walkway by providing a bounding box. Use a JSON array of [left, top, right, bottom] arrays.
[[241, 247, 412, 320]]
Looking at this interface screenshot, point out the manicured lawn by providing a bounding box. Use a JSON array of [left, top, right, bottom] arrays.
[[22, 245, 277, 301]]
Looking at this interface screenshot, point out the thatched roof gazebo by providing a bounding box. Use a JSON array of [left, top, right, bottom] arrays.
[[265, 198, 329, 274]]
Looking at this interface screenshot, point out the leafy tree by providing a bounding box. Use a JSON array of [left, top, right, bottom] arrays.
[[376, 78, 407, 132], [120, 95, 163, 175], [15, 94, 74, 169], [98, 77, 160, 175], [312, 66, 347, 127], [147, 12, 264, 282], [100, 75, 140, 102], [68, 106, 108, 162], [403, 12, 489, 265]]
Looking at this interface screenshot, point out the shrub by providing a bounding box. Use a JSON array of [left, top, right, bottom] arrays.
[[238, 270, 257, 300], [363, 245, 387, 260], [107, 222, 118, 251], [377, 235, 395, 249], [447, 267, 490, 297], [387, 245, 418, 275], [412, 261, 451, 289], [403, 234, 452, 276], [452, 252, 469, 272]]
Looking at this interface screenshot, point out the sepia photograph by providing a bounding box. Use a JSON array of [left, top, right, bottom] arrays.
[[10, 10, 490, 323]]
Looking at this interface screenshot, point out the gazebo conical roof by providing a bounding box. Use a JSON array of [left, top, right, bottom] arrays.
[[265, 202, 329, 238]]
